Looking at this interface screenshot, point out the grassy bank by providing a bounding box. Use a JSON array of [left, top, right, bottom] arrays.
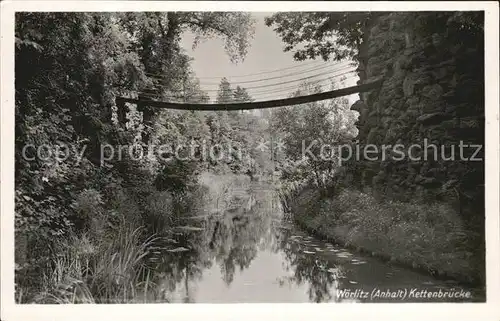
[[16, 186, 177, 303], [16, 172, 252, 303], [16, 226, 162, 303], [286, 187, 485, 286]]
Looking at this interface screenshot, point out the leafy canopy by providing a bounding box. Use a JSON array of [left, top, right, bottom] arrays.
[[265, 12, 374, 61]]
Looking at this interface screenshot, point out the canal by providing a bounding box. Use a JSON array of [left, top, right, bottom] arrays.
[[143, 177, 484, 303]]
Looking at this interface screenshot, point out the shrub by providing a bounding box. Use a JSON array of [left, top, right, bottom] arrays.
[[143, 191, 175, 233], [72, 188, 106, 238], [288, 188, 484, 284]]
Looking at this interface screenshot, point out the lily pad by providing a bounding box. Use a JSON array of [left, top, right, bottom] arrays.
[[303, 250, 315, 254], [349, 280, 358, 284], [167, 247, 190, 253]]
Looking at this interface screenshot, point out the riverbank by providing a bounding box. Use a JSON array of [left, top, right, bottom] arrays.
[[15, 172, 256, 303], [286, 187, 485, 286]]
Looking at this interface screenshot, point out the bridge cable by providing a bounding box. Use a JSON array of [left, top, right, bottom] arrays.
[[116, 80, 383, 112]]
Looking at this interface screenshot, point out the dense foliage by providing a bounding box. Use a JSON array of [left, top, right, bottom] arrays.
[[268, 11, 485, 286], [14, 12, 260, 302], [264, 12, 376, 61], [270, 82, 358, 193], [14, 11, 485, 302]]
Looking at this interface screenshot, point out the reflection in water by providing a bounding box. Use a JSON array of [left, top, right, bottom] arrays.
[[147, 183, 280, 302], [275, 231, 345, 303], [143, 180, 481, 303], [147, 182, 308, 302]]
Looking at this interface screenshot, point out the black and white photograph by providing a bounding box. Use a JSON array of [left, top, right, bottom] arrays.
[[1, 1, 499, 321]]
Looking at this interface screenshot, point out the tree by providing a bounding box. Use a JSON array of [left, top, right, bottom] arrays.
[[116, 12, 255, 143], [216, 77, 234, 103], [265, 12, 484, 65], [270, 81, 357, 192], [14, 10, 255, 274], [233, 86, 253, 103], [15, 13, 150, 241], [264, 12, 376, 61]]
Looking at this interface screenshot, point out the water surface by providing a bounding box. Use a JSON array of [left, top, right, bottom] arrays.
[[146, 181, 484, 303]]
